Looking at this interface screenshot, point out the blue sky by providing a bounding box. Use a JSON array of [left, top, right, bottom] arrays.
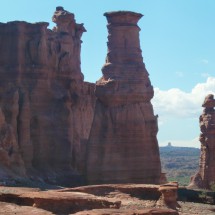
[[1, 0, 215, 147]]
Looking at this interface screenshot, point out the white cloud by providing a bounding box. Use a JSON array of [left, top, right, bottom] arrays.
[[152, 77, 215, 120], [159, 137, 199, 148]]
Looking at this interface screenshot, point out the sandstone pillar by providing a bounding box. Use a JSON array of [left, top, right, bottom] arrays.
[[86, 11, 161, 184], [189, 94, 215, 189]]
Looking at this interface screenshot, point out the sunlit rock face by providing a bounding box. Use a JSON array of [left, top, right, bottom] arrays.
[[0, 7, 96, 186], [189, 94, 215, 189], [86, 11, 161, 185]]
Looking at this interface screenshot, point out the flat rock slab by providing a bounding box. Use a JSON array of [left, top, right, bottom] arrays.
[[0, 202, 53, 215], [0, 187, 119, 214], [73, 208, 179, 215], [59, 184, 160, 199], [0, 185, 215, 214]]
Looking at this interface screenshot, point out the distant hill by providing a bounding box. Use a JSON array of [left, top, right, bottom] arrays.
[[159, 145, 200, 185]]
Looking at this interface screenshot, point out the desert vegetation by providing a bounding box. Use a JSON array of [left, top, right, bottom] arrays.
[[160, 146, 200, 185]]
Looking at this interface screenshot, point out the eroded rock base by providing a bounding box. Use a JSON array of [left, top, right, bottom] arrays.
[[0, 184, 214, 214]]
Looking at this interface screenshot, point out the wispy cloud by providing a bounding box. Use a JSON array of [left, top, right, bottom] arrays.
[[175, 71, 184, 77], [201, 59, 209, 64], [201, 72, 210, 78]]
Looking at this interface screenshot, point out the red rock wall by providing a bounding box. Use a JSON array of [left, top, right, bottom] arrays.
[[0, 8, 162, 186], [0, 7, 96, 185], [86, 12, 161, 184]]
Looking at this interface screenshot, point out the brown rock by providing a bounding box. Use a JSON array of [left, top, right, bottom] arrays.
[[0, 187, 120, 214], [0, 202, 53, 215], [189, 94, 215, 189], [0, 185, 214, 215], [0, 7, 95, 185], [0, 107, 25, 178], [59, 184, 161, 200], [73, 208, 179, 215], [157, 182, 180, 210], [86, 11, 161, 184]]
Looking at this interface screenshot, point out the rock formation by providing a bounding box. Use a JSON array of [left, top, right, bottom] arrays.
[[0, 7, 95, 185], [157, 182, 180, 210], [86, 11, 161, 184], [189, 94, 215, 189], [0, 184, 182, 214]]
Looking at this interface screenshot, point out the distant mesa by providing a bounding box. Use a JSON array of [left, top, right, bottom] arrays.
[[167, 142, 173, 147]]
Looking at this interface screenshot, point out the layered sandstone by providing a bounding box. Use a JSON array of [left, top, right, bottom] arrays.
[[189, 94, 215, 189], [86, 11, 161, 184], [0, 7, 95, 185], [1, 184, 215, 214], [157, 182, 180, 210]]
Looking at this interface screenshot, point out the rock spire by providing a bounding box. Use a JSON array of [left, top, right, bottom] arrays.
[[86, 11, 162, 184], [189, 94, 215, 189]]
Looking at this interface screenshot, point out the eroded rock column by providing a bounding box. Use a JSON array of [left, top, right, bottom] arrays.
[[189, 94, 215, 189], [0, 7, 96, 186], [86, 11, 161, 184]]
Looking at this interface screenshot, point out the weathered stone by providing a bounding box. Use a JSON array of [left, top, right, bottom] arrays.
[[0, 7, 95, 185], [0, 107, 25, 178], [0, 202, 53, 215], [86, 11, 161, 184], [189, 94, 215, 189], [157, 182, 180, 210], [0, 187, 120, 214], [59, 184, 161, 200], [73, 208, 179, 215], [0, 185, 214, 215]]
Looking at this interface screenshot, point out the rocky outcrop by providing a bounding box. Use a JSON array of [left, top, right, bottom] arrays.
[[189, 94, 215, 189], [157, 182, 180, 210], [0, 185, 179, 214], [0, 7, 95, 185], [73, 208, 179, 215], [86, 11, 161, 184]]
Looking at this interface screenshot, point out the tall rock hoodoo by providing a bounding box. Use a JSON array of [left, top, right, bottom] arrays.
[[189, 94, 215, 189], [86, 11, 161, 184], [0, 7, 95, 185]]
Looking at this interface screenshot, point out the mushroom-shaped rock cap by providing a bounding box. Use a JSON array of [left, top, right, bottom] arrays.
[[202, 94, 215, 108], [159, 186, 178, 192], [159, 182, 178, 191], [104, 11, 143, 25]]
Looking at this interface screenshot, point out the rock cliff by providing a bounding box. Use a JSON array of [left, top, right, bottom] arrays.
[[0, 7, 95, 186], [0, 8, 163, 186], [189, 94, 215, 189], [86, 11, 162, 184]]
